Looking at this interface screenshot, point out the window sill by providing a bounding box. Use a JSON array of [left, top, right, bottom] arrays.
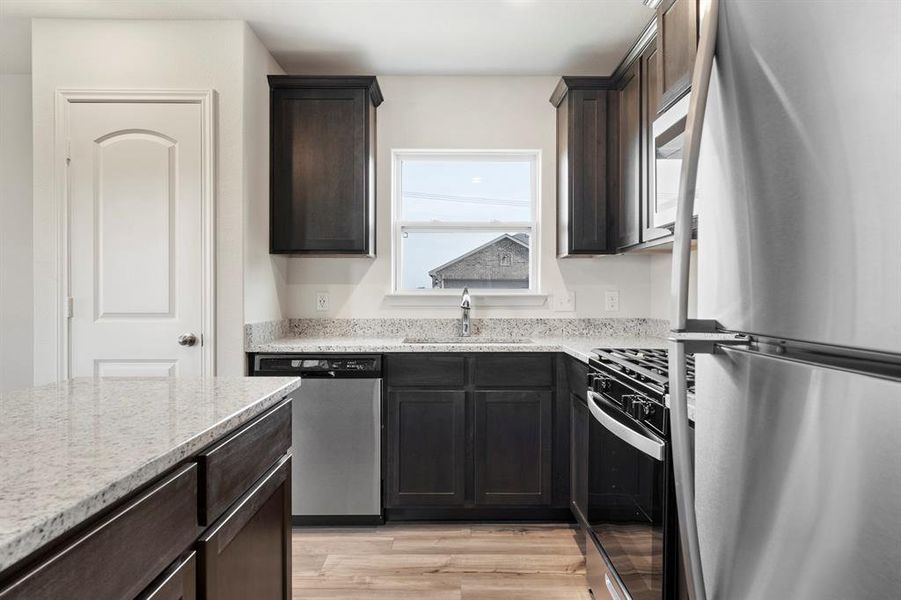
[[384, 292, 549, 308]]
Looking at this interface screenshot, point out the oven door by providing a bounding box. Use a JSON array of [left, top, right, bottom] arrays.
[[587, 390, 668, 600]]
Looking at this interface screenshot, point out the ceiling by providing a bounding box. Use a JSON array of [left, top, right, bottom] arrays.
[[0, 0, 653, 76]]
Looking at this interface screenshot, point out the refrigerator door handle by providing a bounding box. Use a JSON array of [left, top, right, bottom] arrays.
[[669, 1, 720, 600], [587, 390, 666, 462]]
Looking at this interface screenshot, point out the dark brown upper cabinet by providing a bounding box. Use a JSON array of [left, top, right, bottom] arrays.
[[616, 61, 642, 250], [605, 18, 676, 253], [268, 76, 383, 255], [656, 0, 699, 113], [550, 77, 618, 257]]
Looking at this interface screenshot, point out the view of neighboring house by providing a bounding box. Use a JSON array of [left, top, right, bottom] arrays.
[[428, 233, 529, 289]]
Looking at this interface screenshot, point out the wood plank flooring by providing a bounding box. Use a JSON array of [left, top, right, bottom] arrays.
[[292, 523, 589, 599]]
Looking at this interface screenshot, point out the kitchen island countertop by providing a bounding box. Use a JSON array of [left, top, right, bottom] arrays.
[[0, 376, 301, 573]]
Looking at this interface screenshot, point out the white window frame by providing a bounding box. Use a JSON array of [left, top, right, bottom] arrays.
[[390, 149, 541, 298]]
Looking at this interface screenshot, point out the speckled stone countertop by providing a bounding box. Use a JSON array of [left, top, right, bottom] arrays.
[[666, 392, 697, 423], [247, 334, 667, 364], [245, 317, 671, 363], [0, 376, 301, 573]]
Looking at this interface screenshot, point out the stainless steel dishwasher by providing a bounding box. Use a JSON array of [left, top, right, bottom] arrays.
[[252, 354, 382, 525]]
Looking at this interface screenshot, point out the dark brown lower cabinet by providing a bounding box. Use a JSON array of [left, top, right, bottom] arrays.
[[570, 394, 589, 523], [137, 552, 197, 600], [474, 390, 552, 505], [198, 455, 291, 600], [384, 353, 569, 518], [386, 389, 467, 506]]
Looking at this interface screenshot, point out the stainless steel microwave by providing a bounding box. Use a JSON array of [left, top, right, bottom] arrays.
[[651, 94, 698, 228]]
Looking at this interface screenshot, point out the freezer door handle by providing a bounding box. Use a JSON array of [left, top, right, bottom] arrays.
[[668, 1, 721, 599], [587, 391, 666, 462]]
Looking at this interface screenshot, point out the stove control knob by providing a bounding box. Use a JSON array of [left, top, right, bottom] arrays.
[[590, 376, 609, 393], [630, 399, 653, 419]]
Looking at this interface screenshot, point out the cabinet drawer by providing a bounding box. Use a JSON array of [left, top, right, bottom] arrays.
[[137, 551, 196, 600], [385, 354, 465, 387], [0, 464, 199, 600], [565, 356, 589, 401], [473, 354, 553, 387], [197, 400, 291, 525]]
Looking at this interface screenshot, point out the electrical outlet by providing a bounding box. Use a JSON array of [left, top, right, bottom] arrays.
[[552, 291, 576, 312], [315, 292, 330, 312], [604, 290, 620, 312]]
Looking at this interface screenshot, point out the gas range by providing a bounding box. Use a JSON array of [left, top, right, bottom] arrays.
[[582, 347, 695, 599], [589, 347, 695, 397]]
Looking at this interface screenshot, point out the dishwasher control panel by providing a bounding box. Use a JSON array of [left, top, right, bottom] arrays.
[[252, 354, 382, 377]]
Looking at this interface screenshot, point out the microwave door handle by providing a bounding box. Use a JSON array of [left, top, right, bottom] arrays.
[[669, 1, 720, 600], [587, 391, 666, 462]]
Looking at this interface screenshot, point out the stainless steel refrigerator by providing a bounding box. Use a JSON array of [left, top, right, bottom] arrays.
[[668, 1, 901, 599]]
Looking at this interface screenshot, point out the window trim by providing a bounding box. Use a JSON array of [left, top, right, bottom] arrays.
[[390, 149, 541, 296]]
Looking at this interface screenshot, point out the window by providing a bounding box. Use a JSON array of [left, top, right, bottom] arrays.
[[392, 151, 539, 294]]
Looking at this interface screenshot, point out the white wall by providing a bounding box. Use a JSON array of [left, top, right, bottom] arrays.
[[242, 25, 287, 325], [648, 249, 698, 321], [283, 76, 656, 319], [31, 19, 284, 381], [0, 74, 33, 391]]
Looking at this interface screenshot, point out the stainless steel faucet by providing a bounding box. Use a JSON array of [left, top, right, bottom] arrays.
[[460, 287, 472, 337]]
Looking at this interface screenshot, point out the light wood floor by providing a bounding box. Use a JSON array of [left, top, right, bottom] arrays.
[[292, 523, 590, 599]]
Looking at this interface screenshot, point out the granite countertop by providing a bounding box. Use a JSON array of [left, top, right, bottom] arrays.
[[246, 334, 667, 363], [666, 392, 697, 423], [244, 317, 671, 364], [0, 376, 301, 573]]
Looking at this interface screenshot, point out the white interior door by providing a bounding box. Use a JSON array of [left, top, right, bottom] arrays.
[[67, 100, 206, 377]]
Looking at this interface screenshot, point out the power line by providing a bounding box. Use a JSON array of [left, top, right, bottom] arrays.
[[403, 190, 529, 207]]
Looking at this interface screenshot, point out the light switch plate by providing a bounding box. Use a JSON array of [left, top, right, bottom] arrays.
[[552, 291, 576, 312], [604, 290, 620, 312], [315, 292, 330, 312]]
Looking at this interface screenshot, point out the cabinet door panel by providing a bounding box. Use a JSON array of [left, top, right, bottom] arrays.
[[386, 390, 466, 506], [571, 394, 589, 523], [569, 90, 610, 253], [657, 0, 698, 111], [617, 62, 642, 250], [474, 390, 552, 505], [271, 88, 367, 253], [553, 79, 615, 257], [198, 456, 290, 600]]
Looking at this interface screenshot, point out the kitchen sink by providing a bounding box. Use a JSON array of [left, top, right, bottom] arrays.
[[403, 336, 533, 345]]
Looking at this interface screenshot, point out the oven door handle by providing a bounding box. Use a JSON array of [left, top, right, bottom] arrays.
[[587, 390, 666, 462]]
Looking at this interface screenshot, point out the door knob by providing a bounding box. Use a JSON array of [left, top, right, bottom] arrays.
[[177, 333, 198, 347]]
